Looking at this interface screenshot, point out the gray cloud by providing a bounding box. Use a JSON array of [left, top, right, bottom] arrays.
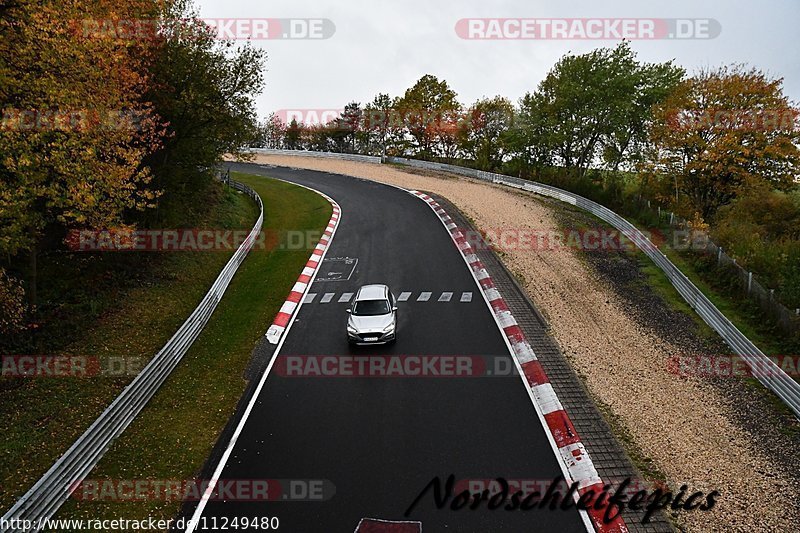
[[196, 0, 800, 117]]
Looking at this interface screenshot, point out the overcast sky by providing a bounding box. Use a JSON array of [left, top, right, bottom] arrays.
[[196, 0, 800, 119]]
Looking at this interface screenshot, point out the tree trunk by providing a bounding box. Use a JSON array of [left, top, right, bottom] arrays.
[[28, 231, 37, 310]]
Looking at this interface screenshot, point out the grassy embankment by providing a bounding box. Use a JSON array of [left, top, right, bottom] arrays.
[[1, 173, 331, 525]]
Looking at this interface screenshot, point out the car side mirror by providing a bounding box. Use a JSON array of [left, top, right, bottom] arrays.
[[346, 309, 352, 314], [392, 306, 398, 311]]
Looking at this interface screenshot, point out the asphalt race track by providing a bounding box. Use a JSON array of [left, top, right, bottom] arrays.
[[191, 163, 587, 532]]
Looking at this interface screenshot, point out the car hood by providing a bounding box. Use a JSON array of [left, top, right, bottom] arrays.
[[348, 313, 394, 332]]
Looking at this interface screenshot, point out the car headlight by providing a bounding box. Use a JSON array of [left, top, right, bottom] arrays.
[[347, 324, 358, 334], [381, 323, 395, 333]]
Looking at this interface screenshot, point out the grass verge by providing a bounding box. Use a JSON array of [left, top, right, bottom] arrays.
[[51, 173, 331, 525], [0, 182, 257, 511], [551, 195, 798, 356], [550, 196, 800, 422]]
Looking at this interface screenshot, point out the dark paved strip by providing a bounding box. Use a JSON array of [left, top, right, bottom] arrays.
[[182, 164, 588, 532]]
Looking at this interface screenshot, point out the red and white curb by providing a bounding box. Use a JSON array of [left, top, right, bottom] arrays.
[[265, 196, 341, 344], [409, 190, 628, 533]]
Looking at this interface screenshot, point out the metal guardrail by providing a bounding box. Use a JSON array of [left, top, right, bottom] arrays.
[[1, 174, 264, 532], [250, 147, 382, 164], [385, 156, 800, 419]]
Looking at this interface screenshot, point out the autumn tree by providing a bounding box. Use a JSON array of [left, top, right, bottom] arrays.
[[253, 113, 286, 149], [328, 102, 362, 153], [303, 123, 330, 152], [647, 65, 800, 219], [0, 0, 165, 305], [1, 0, 267, 331]]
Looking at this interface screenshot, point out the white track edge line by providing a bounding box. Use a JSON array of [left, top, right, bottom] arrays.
[[407, 190, 595, 533], [186, 176, 341, 532]]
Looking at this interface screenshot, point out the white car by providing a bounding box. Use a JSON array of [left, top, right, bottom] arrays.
[[346, 284, 397, 344]]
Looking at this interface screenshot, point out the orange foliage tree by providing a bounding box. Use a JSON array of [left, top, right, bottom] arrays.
[[646, 65, 800, 220], [0, 0, 166, 303]]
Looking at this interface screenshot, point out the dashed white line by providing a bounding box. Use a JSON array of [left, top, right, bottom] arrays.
[[302, 291, 477, 304]]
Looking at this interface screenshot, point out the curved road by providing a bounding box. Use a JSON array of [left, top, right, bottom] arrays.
[[190, 163, 587, 532]]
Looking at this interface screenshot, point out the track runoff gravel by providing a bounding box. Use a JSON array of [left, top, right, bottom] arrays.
[[240, 153, 800, 532]]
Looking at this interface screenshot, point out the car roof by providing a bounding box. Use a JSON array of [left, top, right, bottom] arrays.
[[356, 284, 389, 300]]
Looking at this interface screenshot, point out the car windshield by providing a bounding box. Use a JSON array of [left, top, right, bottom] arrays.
[[352, 299, 391, 316]]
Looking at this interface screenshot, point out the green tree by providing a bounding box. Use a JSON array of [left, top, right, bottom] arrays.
[[396, 75, 461, 159], [508, 92, 555, 177], [361, 93, 394, 157], [516, 42, 680, 177], [601, 56, 684, 172], [460, 96, 515, 171], [144, 0, 266, 215]]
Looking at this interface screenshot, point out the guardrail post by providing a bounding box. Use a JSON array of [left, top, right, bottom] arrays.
[[669, 212, 674, 225], [718, 247, 723, 265], [658, 206, 661, 217], [770, 289, 775, 302], [748, 271, 753, 294]]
